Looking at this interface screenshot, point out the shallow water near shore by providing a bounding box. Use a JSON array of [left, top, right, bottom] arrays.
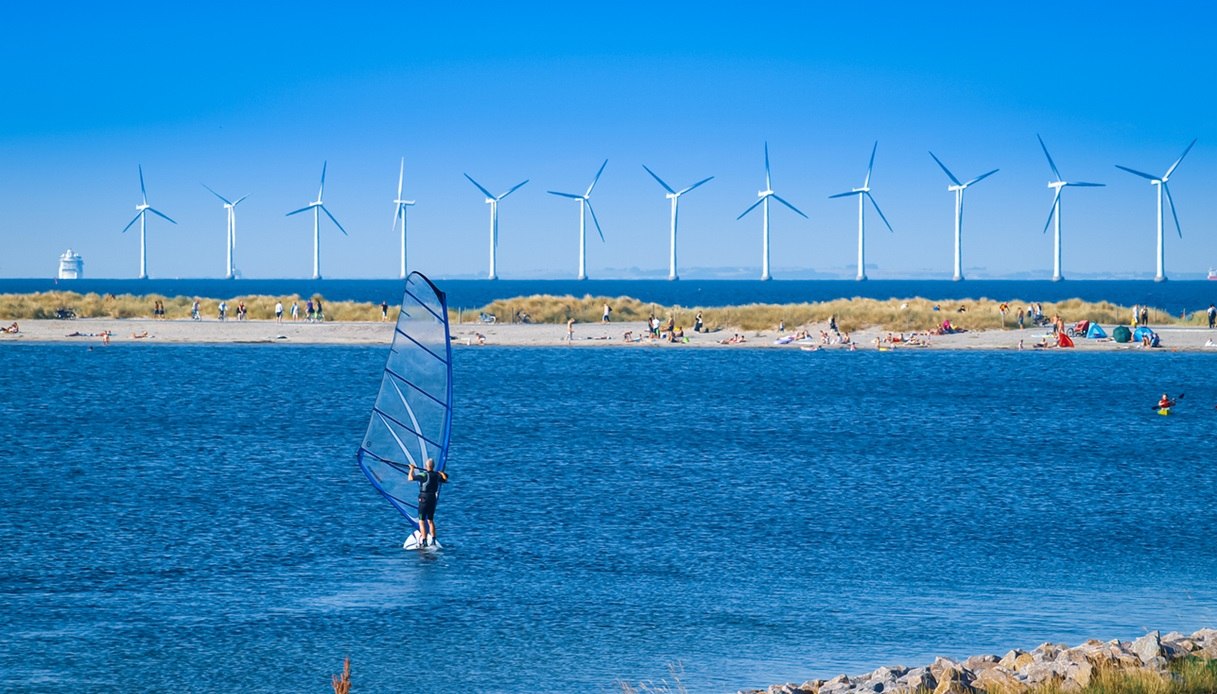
[[2, 344, 1216, 692]]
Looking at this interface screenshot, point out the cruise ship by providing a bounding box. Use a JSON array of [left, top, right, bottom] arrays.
[[57, 249, 83, 279]]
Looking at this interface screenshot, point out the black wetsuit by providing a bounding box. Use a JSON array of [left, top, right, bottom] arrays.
[[415, 470, 446, 522]]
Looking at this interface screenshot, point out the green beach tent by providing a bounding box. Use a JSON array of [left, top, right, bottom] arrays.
[[1113, 325, 1132, 343]]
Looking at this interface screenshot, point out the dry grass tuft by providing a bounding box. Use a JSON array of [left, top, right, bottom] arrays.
[[331, 656, 351, 694]]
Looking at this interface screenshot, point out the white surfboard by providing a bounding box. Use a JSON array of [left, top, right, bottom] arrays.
[[403, 530, 443, 551]]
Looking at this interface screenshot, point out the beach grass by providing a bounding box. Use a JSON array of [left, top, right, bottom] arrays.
[[1027, 656, 1217, 694], [1, 291, 1206, 333]]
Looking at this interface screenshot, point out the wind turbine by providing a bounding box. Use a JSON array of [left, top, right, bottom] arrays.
[[465, 174, 528, 280], [392, 158, 416, 279], [1116, 139, 1196, 282], [642, 165, 713, 281], [736, 143, 808, 281], [202, 184, 249, 280], [829, 142, 893, 281], [548, 160, 608, 280], [286, 162, 347, 280], [120, 165, 177, 279], [928, 152, 998, 281], [1036, 135, 1104, 282]]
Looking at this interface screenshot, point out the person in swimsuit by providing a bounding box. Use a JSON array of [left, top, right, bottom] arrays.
[[407, 458, 448, 547]]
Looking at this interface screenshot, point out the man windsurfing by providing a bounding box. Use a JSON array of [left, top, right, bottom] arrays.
[[407, 458, 448, 547]]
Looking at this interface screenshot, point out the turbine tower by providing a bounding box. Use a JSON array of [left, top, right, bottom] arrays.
[[202, 184, 249, 280], [465, 174, 528, 280], [547, 160, 608, 280], [120, 165, 177, 280], [642, 165, 713, 281], [928, 152, 998, 281], [737, 143, 808, 281], [1037, 135, 1104, 282], [1116, 139, 1196, 282], [829, 142, 893, 281], [392, 158, 416, 279], [286, 162, 348, 280]]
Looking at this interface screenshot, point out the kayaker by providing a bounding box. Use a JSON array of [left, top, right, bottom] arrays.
[[1158, 393, 1176, 410]]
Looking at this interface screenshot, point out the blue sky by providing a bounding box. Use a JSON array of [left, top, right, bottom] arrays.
[[2, 2, 1215, 279]]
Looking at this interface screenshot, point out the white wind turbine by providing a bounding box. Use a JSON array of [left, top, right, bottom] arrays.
[[642, 165, 713, 281], [465, 174, 528, 280], [928, 152, 998, 281], [202, 184, 249, 280], [286, 162, 348, 280], [548, 160, 608, 280], [1037, 135, 1104, 282], [1116, 139, 1196, 282], [391, 158, 416, 279], [829, 142, 893, 281], [736, 143, 808, 281], [121, 165, 177, 279]]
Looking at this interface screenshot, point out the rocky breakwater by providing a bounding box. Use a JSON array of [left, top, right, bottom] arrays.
[[744, 629, 1217, 694]]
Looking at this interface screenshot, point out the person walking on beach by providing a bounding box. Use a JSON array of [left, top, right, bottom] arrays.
[[306, 300, 315, 322], [566, 317, 575, 342], [218, 301, 227, 321], [1016, 307, 1025, 329], [1207, 304, 1216, 329], [380, 301, 389, 321], [602, 303, 612, 323], [315, 299, 325, 322], [275, 301, 284, 323], [290, 302, 299, 321], [191, 300, 201, 321], [407, 458, 447, 547]]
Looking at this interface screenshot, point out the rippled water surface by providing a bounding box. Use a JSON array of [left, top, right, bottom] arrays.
[[2, 344, 1215, 692]]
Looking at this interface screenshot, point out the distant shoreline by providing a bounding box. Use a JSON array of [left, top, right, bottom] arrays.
[[3, 318, 1217, 352]]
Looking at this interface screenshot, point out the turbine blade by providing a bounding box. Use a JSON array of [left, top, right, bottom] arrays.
[[828, 190, 863, 199], [677, 176, 713, 196], [963, 169, 999, 187], [928, 152, 961, 186], [318, 161, 327, 200], [1037, 134, 1063, 181], [286, 206, 312, 216], [232, 194, 250, 205], [586, 200, 605, 242], [138, 165, 147, 203], [397, 157, 405, 198], [1115, 164, 1158, 181], [147, 208, 177, 224], [772, 193, 808, 219], [392, 203, 402, 233], [1043, 188, 1061, 234], [1065, 182, 1105, 187], [764, 142, 772, 189], [202, 183, 232, 205], [737, 197, 765, 220], [121, 211, 142, 233], [1163, 138, 1197, 180], [464, 174, 496, 200], [585, 159, 608, 197], [498, 179, 528, 200], [863, 141, 878, 189], [866, 192, 894, 233], [1163, 183, 1182, 238], [642, 164, 675, 194], [321, 205, 348, 236], [547, 191, 583, 199]]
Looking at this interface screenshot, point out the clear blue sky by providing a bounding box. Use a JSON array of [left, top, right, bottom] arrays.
[[2, 2, 1215, 279]]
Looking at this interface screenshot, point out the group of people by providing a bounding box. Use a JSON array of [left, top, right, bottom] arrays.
[[1, 322, 19, 334]]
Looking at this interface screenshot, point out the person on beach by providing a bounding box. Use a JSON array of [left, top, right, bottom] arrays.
[[694, 312, 703, 333], [275, 301, 284, 323], [602, 303, 612, 323], [566, 317, 575, 342], [1017, 308, 1025, 329], [191, 300, 201, 321], [1207, 304, 1215, 329], [1140, 306, 1149, 326], [407, 458, 448, 547], [290, 302, 299, 321], [380, 301, 389, 321], [315, 299, 325, 322], [218, 301, 227, 321], [1, 322, 18, 334], [306, 300, 315, 322]]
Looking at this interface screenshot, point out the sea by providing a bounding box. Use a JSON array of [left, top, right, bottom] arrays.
[[4, 278, 1217, 314], [2, 344, 1215, 692]]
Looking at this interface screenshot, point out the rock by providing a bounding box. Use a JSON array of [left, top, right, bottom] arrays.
[[928, 657, 960, 681], [973, 666, 1024, 693], [1032, 642, 1063, 660], [1021, 661, 1066, 687], [1132, 630, 1163, 664], [872, 666, 908, 681], [931, 667, 975, 694], [799, 679, 825, 693], [998, 649, 1034, 671], [899, 667, 935, 694], [1143, 655, 1169, 672], [1065, 659, 1094, 689], [963, 655, 997, 673]]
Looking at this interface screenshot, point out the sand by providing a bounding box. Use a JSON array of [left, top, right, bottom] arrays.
[[3, 317, 1217, 352]]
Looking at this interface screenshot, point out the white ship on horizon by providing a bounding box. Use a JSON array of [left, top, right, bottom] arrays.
[[57, 249, 83, 279]]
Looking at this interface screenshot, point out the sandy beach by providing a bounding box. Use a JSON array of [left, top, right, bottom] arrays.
[[3, 317, 1217, 351]]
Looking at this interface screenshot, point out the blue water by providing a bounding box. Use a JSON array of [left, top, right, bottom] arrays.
[[2, 345, 1216, 692], [5, 278, 1217, 314]]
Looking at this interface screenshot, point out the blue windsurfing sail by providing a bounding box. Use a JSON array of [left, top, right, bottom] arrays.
[[357, 272, 454, 525]]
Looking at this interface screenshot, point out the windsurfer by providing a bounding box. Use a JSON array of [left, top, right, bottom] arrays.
[[408, 458, 448, 546]]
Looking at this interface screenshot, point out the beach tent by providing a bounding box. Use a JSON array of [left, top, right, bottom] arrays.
[[1086, 323, 1108, 339], [1133, 326, 1155, 342], [1057, 332, 1075, 348], [1113, 325, 1132, 343]]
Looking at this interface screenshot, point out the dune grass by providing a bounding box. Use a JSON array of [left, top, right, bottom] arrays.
[[1027, 656, 1217, 694], [1, 291, 1207, 333]]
